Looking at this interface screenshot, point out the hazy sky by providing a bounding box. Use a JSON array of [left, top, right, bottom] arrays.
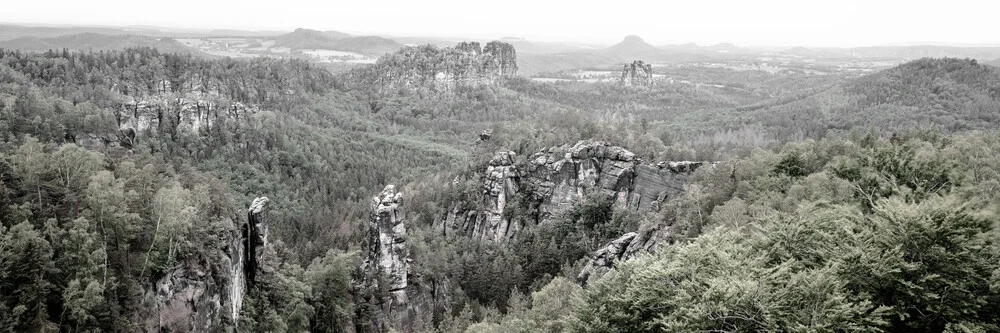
[[3, 0, 999, 47]]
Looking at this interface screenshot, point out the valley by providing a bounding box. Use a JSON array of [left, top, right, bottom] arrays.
[[0, 19, 999, 333]]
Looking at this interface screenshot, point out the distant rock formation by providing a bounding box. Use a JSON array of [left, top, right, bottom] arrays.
[[344, 40, 518, 93], [483, 41, 518, 77], [620, 60, 653, 85], [441, 140, 712, 243]]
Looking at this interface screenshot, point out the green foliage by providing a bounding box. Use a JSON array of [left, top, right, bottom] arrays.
[[305, 249, 359, 332], [567, 131, 1000, 332]]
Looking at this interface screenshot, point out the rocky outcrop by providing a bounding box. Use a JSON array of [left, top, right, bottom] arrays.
[[137, 197, 269, 332], [577, 223, 682, 285], [442, 140, 711, 243], [483, 41, 518, 77], [360, 185, 411, 332], [620, 60, 654, 86], [76, 95, 256, 151], [344, 40, 518, 94], [138, 260, 225, 332], [577, 232, 638, 285], [360, 185, 452, 333], [243, 197, 270, 286], [228, 196, 269, 326]]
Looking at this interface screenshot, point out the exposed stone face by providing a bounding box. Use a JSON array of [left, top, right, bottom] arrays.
[[137, 197, 271, 332], [359, 185, 453, 333], [78, 95, 256, 151], [347, 40, 518, 94], [577, 232, 638, 285], [361, 185, 411, 332], [244, 197, 270, 285], [620, 60, 653, 86], [577, 224, 682, 285], [483, 41, 518, 77], [443, 140, 710, 243], [139, 262, 224, 333]]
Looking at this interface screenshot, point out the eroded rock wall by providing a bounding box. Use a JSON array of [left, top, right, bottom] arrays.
[[360, 185, 411, 332], [360, 185, 452, 333], [442, 140, 710, 243], [137, 197, 269, 332]]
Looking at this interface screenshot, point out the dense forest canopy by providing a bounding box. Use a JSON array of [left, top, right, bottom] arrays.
[[0, 43, 998, 333]]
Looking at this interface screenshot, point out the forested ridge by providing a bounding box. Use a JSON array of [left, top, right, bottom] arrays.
[[0, 44, 998, 333]]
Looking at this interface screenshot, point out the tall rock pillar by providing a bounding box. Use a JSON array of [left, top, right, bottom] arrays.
[[244, 197, 270, 285], [361, 185, 410, 332]]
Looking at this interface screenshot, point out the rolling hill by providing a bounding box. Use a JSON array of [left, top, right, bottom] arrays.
[[0, 33, 203, 54], [729, 57, 1000, 137], [274, 28, 402, 54], [332, 35, 403, 54], [274, 28, 340, 49]]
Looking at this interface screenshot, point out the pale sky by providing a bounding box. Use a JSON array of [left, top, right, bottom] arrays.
[[2, 0, 999, 47]]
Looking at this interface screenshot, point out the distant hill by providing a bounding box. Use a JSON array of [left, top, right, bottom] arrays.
[[0, 33, 203, 54], [206, 29, 286, 37], [840, 45, 1000, 60], [603, 35, 663, 57], [518, 53, 619, 75], [333, 36, 403, 54], [275, 28, 402, 54], [275, 28, 340, 49], [741, 58, 1000, 134], [323, 31, 351, 40], [845, 57, 1000, 109]]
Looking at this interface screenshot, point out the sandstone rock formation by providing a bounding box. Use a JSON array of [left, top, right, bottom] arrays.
[[243, 197, 270, 285], [483, 41, 518, 77], [577, 222, 684, 285], [139, 260, 224, 332], [360, 185, 411, 332], [577, 232, 638, 285], [76, 95, 256, 151], [359, 185, 452, 333], [442, 140, 711, 243], [137, 196, 270, 332], [345, 40, 518, 94], [620, 60, 653, 85]]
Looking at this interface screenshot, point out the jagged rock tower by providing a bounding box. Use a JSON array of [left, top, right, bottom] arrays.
[[229, 196, 269, 327], [361, 185, 411, 332]]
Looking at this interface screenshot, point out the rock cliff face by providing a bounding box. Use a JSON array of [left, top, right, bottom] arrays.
[[76, 95, 256, 151], [442, 140, 711, 243], [620, 60, 654, 86], [138, 260, 225, 332], [345, 40, 518, 94], [360, 185, 411, 332], [577, 232, 638, 285], [137, 197, 269, 332], [577, 217, 683, 285], [360, 185, 450, 333]]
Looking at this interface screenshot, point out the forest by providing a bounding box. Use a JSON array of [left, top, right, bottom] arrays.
[[0, 44, 997, 333]]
